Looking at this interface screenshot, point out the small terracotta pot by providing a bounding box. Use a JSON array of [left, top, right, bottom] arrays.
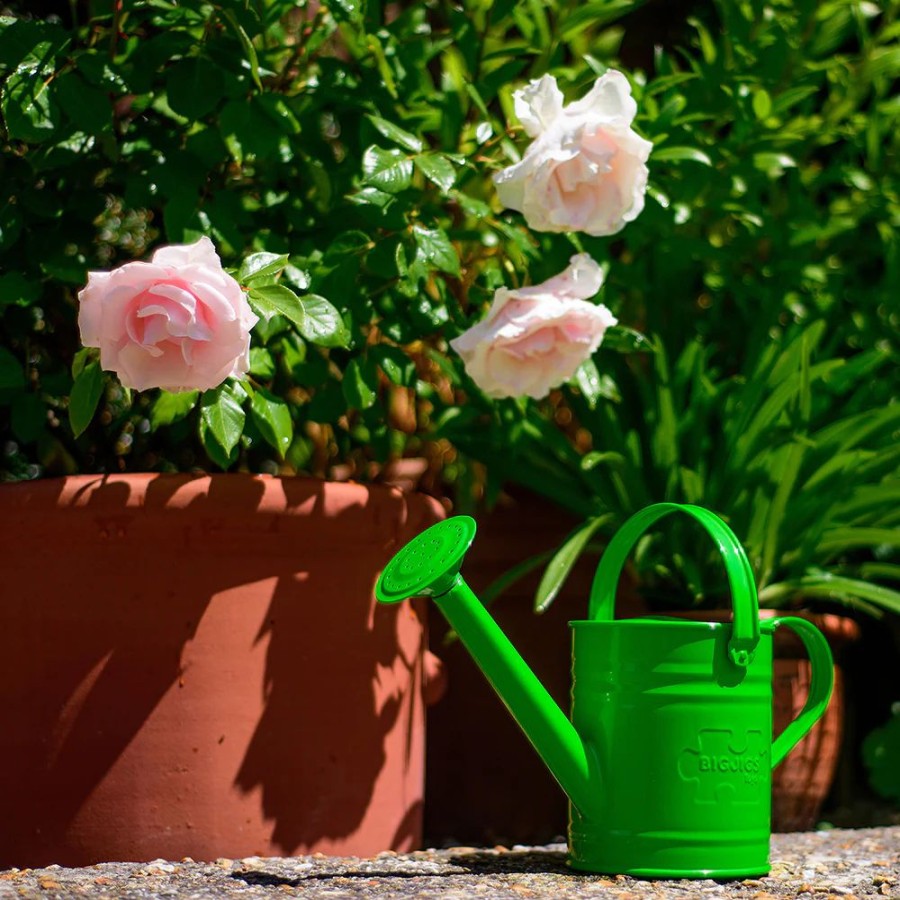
[[0, 474, 443, 866], [769, 612, 860, 832]]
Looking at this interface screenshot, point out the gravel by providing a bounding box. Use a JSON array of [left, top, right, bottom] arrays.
[[0, 827, 897, 900]]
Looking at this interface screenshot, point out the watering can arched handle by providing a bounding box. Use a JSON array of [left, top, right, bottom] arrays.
[[589, 503, 760, 667], [767, 616, 834, 768]]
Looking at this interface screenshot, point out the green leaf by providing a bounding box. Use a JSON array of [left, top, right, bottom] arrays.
[[817, 528, 900, 556], [69, 360, 103, 438], [10, 393, 45, 443], [603, 326, 653, 353], [248, 285, 349, 347], [371, 344, 416, 386], [0, 346, 24, 393], [535, 515, 613, 613], [366, 115, 422, 152], [1, 66, 60, 142], [54, 71, 111, 134], [165, 56, 226, 120], [200, 386, 245, 460], [752, 153, 797, 176], [297, 294, 350, 348], [414, 154, 457, 192], [328, 0, 365, 23], [342, 357, 378, 410], [760, 440, 806, 586], [761, 574, 900, 616], [250, 388, 293, 456], [362, 146, 414, 193], [249, 347, 276, 379], [0, 272, 40, 307], [413, 224, 460, 276], [558, 1, 639, 39], [572, 358, 603, 409], [221, 8, 262, 91], [479, 549, 555, 610], [651, 145, 713, 166], [752, 89, 772, 120], [150, 390, 199, 429], [238, 251, 290, 286]]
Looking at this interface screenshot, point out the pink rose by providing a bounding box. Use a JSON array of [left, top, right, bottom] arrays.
[[493, 71, 653, 236], [450, 254, 617, 399], [78, 237, 258, 392]]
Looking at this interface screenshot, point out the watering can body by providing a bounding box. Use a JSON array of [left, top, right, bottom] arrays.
[[569, 617, 776, 876], [376, 503, 834, 878]]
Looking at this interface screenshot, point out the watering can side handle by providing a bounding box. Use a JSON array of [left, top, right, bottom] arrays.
[[588, 503, 760, 666], [769, 616, 835, 769]]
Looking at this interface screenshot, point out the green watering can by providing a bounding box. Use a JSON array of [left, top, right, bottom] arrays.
[[376, 502, 834, 879]]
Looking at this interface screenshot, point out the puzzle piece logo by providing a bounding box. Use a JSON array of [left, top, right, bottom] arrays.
[[678, 729, 769, 804]]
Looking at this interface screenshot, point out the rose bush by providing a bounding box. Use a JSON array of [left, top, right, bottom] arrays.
[[493, 71, 653, 236], [78, 237, 257, 393], [451, 255, 616, 399]]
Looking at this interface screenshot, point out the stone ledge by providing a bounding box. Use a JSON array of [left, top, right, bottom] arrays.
[[0, 826, 897, 899]]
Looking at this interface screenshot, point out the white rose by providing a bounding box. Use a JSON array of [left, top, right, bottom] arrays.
[[450, 254, 617, 400], [493, 71, 653, 236]]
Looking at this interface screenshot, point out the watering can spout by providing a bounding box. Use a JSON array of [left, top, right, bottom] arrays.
[[375, 517, 601, 820]]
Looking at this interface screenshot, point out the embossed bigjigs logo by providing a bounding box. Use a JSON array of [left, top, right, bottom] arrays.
[[679, 729, 769, 804]]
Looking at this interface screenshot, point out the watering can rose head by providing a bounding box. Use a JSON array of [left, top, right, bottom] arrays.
[[77, 237, 258, 393], [494, 70, 652, 236], [450, 254, 616, 399]]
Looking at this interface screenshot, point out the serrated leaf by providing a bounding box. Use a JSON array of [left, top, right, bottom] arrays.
[[238, 251, 290, 285], [366, 114, 422, 152], [69, 360, 103, 437], [342, 357, 378, 410], [414, 154, 457, 192], [200, 386, 245, 458], [348, 186, 396, 209], [250, 388, 293, 456], [362, 145, 414, 194], [249, 347, 276, 378], [150, 390, 199, 429], [165, 56, 225, 119], [250, 284, 350, 348], [413, 224, 460, 276], [371, 344, 416, 386], [299, 294, 350, 348], [1, 66, 60, 142], [54, 71, 111, 134]]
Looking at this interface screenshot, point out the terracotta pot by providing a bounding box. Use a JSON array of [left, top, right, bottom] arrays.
[[0, 474, 443, 867], [769, 612, 860, 832], [424, 491, 646, 846], [674, 609, 861, 833]]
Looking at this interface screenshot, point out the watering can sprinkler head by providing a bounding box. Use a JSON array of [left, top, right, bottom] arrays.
[[376, 516, 477, 603]]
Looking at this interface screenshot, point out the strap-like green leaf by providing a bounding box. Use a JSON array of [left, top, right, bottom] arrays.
[[535, 515, 613, 613]]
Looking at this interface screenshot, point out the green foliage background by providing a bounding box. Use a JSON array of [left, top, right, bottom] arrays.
[[0, 0, 898, 610]]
